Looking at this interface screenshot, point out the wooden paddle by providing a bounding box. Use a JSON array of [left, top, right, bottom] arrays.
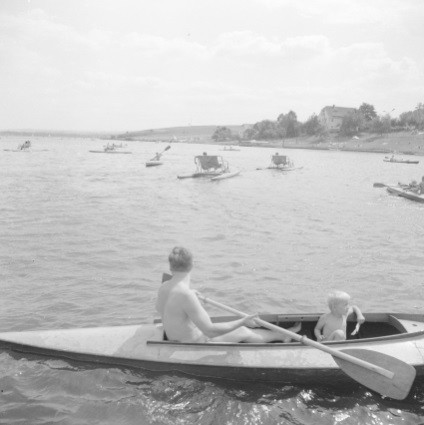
[[150, 145, 171, 161], [195, 292, 416, 400]]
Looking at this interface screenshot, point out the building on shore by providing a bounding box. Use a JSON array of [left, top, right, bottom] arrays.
[[318, 105, 356, 132]]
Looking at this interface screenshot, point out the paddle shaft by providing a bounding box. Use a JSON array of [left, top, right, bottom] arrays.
[[150, 145, 170, 160], [196, 292, 394, 379]]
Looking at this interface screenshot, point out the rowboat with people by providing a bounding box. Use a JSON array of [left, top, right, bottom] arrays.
[[0, 306, 421, 400], [177, 153, 240, 180]]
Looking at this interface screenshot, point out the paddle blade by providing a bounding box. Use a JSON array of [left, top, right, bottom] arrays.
[[373, 183, 386, 188], [334, 348, 416, 400], [164, 145, 171, 151]]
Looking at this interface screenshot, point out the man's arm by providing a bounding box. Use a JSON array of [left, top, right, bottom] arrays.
[[184, 291, 255, 338]]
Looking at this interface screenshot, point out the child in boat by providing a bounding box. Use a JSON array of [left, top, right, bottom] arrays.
[[314, 291, 365, 342]]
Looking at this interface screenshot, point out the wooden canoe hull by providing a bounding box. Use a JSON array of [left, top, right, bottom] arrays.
[[1, 313, 424, 385], [386, 186, 424, 203]]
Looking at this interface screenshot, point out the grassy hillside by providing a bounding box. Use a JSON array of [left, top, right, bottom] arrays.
[[113, 124, 251, 143]]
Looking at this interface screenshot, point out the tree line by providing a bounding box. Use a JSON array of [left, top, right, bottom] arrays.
[[212, 102, 424, 142]]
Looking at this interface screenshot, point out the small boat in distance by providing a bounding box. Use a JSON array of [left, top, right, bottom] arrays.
[[4, 140, 32, 152], [386, 185, 424, 203], [220, 145, 241, 151], [383, 155, 419, 164], [177, 153, 240, 180], [89, 143, 132, 154], [263, 153, 302, 171], [146, 160, 163, 167], [145, 145, 171, 167]]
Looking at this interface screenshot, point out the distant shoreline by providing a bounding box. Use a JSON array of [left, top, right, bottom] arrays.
[[2, 129, 423, 157]]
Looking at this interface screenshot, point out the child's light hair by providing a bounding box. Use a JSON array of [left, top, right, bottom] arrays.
[[327, 291, 350, 312]]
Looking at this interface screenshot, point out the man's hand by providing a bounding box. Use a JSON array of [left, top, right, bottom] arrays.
[[242, 313, 260, 328]]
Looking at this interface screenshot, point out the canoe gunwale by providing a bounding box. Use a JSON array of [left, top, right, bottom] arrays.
[[146, 328, 424, 347]]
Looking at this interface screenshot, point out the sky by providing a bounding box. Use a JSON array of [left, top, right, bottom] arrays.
[[0, 0, 423, 132]]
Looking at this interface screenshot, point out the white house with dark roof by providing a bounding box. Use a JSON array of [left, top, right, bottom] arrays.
[[318, 105, 357, 131]]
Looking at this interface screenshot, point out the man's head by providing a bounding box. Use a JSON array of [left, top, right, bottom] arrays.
[[168, 247, 193, 272]]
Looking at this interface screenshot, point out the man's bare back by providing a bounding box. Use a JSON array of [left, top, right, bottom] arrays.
[[156, 274, 207, 343], [157, 247, 302, 344]]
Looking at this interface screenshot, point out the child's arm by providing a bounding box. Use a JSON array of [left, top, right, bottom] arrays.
[[314, 315, 326, 341], [349, 305, 365, 324]]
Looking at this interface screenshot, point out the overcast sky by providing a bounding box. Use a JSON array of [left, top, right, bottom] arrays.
[[1, 0, 423, 132]]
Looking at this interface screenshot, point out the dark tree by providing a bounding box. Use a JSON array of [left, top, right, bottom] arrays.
[[212, 126, 233, 142], [358, 103, 377, 121]]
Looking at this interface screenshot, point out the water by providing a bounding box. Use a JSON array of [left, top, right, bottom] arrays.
[[1, 136, 424, 424]]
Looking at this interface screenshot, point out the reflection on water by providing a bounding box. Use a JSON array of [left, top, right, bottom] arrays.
[[1, 136, 424, 423]]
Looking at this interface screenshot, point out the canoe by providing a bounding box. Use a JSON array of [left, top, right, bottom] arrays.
[[146, 161, 163, 167], [1, 312, 423, 386], [89, 150, 132, 154], [386, 186, 424, 203], [383, 158, 419, 164]]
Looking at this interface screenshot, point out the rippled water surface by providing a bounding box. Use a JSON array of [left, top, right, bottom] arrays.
[[1, 136, 424, 424]]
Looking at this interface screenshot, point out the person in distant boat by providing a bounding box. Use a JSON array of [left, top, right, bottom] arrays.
[[314, 291, 365, 342], [407, 180, 419, 192], [156, 247, 301, 343], [19, 140, 31, 150], [419, 176, 424, 195], [153, 152, 162, 161]]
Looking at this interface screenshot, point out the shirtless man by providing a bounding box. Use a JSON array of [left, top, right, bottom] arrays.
[[314, 290, 365, 342], [156, 247, 301, 343]]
